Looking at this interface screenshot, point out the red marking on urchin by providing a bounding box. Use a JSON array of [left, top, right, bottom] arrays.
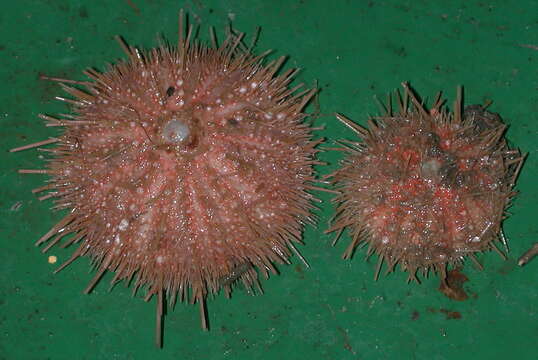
[[13, 13, 320, 346], [328, 83, 525, 282]]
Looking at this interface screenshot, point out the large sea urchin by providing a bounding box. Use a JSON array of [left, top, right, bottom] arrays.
[[13, 13, 320, 345], [328, 83, 524, 282]]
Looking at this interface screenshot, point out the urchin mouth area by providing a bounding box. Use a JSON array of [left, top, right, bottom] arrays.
[[159, 110, 201, 149]]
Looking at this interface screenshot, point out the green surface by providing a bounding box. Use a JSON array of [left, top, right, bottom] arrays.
[[1, 0, 537, 359]]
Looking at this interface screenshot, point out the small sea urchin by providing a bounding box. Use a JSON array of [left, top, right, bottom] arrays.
[[328, 83, 524, 282], [12, 13, 320, 345]]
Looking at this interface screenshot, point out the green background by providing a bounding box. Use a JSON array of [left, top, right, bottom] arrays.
[[1, 0, 537, 359]]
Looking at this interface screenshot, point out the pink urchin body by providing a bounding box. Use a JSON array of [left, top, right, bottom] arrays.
[[329, 84, 524, 281], [15, 15, 319, 345]]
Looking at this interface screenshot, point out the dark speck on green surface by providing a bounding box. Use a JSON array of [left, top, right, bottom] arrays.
[[497, 258, 518, 275], [294, 264, 305, 279], [79, 6, 89, 19], [1, 0, 537, 359]]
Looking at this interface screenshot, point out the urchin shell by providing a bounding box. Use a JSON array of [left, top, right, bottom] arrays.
[[328, 84, 524, 281], [15, 15, 319, 344]]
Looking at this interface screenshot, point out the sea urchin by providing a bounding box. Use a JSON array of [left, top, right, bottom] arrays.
[[12, 13, 320, 346], [328, 83, 524, 282]]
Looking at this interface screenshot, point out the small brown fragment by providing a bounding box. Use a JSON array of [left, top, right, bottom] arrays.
[[439, 268, 469, 301], [439, 309, 462, 320]]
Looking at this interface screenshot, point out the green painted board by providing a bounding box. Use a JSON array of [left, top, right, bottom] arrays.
[[1, 0, 537, 359]]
